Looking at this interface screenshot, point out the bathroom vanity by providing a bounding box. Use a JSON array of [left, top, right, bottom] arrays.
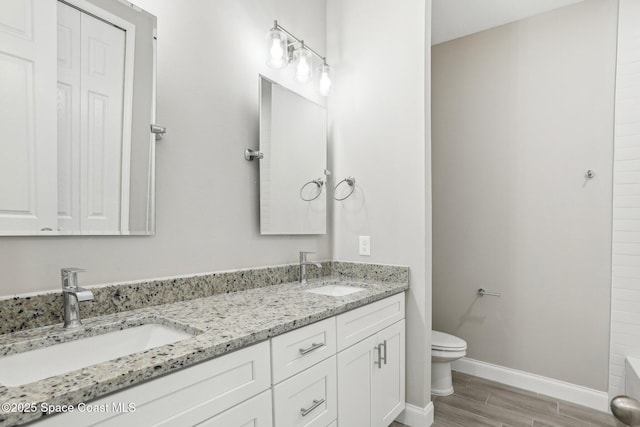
[[0, 277, 407, 426]]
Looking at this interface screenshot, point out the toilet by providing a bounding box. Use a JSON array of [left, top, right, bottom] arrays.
[[431, 330, 467, 396]]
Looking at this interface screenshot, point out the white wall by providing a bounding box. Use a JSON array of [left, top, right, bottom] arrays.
[[327, 0, 431, 409], [431, 0, 585, 45], [0, 0, 330, 295], [610, 0, 640, 399], [432, 0, 617, 391]]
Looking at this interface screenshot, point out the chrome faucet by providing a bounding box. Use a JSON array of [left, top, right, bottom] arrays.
[[61, 268, 94, 329], [299, 252, 322, 284]]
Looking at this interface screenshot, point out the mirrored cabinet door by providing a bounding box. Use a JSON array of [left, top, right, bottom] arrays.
[[259, 76, 328, 235], [0, 0, 157, 236]]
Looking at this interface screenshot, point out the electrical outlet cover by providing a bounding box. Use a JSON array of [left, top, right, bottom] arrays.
[[359, 235, 371, 256]]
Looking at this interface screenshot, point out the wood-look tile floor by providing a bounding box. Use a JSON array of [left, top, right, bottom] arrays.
[[390, 371, 624, 427]]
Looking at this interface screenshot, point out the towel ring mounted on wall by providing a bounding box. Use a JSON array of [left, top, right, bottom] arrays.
[[300, 178, 324, 201], [334, 176, 356, 201]]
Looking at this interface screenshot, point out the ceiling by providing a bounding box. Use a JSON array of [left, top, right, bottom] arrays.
[[431, 0, 585, 45]]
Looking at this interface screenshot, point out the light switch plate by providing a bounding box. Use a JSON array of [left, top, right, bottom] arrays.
[[359, 235, 371, 256]]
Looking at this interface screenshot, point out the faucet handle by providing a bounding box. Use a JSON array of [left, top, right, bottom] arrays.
[[61, 267, 86, 275], [61, 267, 85, 288], [299, 251, 316, 262]]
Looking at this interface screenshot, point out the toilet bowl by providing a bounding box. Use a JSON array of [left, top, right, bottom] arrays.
[[431, 330, 467, 396]]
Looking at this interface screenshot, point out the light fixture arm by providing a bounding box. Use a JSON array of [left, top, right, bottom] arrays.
[[272, 20, 328, 66]]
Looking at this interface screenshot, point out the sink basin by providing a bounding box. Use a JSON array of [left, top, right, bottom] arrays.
[[305, 285, 365, 297], [0, 323, 194, 387]]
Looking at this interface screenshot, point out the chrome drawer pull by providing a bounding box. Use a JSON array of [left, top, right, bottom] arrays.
[[299, 342, 324, 355], [301, 399, 325, 416], [382, 339, 387, 365]]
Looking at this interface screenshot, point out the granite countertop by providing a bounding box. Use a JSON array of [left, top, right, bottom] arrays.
[[0, 277, 407, 426]]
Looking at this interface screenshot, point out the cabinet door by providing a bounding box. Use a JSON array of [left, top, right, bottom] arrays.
[[336, 334, 377, 427], [372, 320, 405, 427]]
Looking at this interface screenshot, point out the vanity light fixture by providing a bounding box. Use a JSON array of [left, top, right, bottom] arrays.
[[293, 42, 313, 83], [266, 25, 288, 69], [265, 20, 332, 96], [318, 62, 332, 96]]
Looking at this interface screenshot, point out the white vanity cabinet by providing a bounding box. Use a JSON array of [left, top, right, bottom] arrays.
[[268, 293, 406, 427], [337, 293, 406, 427], [32, 293, 405, 427]]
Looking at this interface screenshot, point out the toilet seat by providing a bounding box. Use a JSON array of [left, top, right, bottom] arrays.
[[432, 330, 467, 351]]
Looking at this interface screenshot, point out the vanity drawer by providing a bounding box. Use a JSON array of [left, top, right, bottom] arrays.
[[272, 355, 337, 427], [198, 390, 273, 427], [35, 341, 271, 426], [336, 293, 404, 351], [271, 317, 336, 383], [117, 341, 271, 426]]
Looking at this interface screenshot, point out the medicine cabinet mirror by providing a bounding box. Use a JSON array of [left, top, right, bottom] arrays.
[[259, 76, 327, 235], [0, 0, 157, 235]]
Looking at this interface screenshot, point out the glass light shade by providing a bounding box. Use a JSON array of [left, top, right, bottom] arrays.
[[318, 64, 332, 96], [266, 28, 287, 69], [293, 47, 313, 83]]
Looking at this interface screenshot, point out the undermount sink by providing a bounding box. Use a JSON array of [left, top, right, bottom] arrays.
[[304, 284, 365, 297], [0, 323, 195, 387]]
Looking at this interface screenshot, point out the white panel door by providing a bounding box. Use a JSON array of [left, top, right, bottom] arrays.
[[372, 320, 405, 427], [337, 335, 376, 427], [57, 1, 81, 232], [80, 11, 125, 233], [0, 0, 57, 234]]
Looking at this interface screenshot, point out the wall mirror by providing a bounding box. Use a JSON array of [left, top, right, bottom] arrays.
[[259, 76, 327, 235], [0, 0, 157, 235]]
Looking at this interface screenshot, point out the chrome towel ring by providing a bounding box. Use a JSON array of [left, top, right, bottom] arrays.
[[334, 176, 356, 201], [300, 178, 324, 201]]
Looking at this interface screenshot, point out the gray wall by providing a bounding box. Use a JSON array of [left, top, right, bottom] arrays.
[[0, 0, 330, 295], [432, 0, 617, 391], [328, 0, 431, 408]]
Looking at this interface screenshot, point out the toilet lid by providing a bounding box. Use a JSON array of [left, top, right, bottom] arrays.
[[432, 331, 467, 351]]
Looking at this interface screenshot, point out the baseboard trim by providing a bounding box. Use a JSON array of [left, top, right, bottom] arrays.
[[452, 357, 609, 413], [395, 401, 435, 426]]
